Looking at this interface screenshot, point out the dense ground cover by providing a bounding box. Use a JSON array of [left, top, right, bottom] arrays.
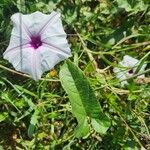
[[0, 0, 150, 149]]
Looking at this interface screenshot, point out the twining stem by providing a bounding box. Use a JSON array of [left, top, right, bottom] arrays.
[[0, 64, 30, 77], [0, 64, 59, 82], [74, 27, 104, 73], [121, 116, 146, 149], [112, 34, 150, 49], [109, 96, 146, 149]]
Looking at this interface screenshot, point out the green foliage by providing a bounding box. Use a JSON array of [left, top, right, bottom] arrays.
[[0, 0, 150, 149], [59, 60, 110, 137], [116, 0, 147, 13]]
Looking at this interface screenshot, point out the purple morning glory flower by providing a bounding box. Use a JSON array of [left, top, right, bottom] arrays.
[[3, 11, 71, 80]]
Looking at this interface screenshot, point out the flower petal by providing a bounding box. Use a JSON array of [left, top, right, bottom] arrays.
[[11, 13, 32, 40], [113, 67, 128, 87], [40, 12, 65, 39], [22, 11, 59, 36], [113, 55, 147, 87], [3, 11, 71, 80], [37, 45, 70, 74], [122, 55, 138, 67], [3, 36, 29, 56], [40, 12, 71, 60], [4, 46, 42, 80]]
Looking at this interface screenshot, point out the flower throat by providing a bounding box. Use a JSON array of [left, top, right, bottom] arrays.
[[30, 36, 42, 49]]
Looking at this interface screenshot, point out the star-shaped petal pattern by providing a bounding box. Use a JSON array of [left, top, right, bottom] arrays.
[[3, 11, 71, 80]]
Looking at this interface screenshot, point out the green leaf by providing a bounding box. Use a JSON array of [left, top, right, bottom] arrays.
[[59, 60, 110, 137], [0, 145, 4, 150], [0, 80, 6, 91], [0, 112, 8, 122], [135, 51, 149, 74], [14, 85, 38, 98], [91, 118, 110, 135], [116, 0, 146, 13], [28, 124, 35, 138], [103, 19, 134, 45], [28, 108, 40, 138], [74, 117, 90, 138], [1, 93, 20, 112]]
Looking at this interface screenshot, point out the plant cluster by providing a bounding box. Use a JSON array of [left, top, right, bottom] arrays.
[[0, 0, 150, 149]]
